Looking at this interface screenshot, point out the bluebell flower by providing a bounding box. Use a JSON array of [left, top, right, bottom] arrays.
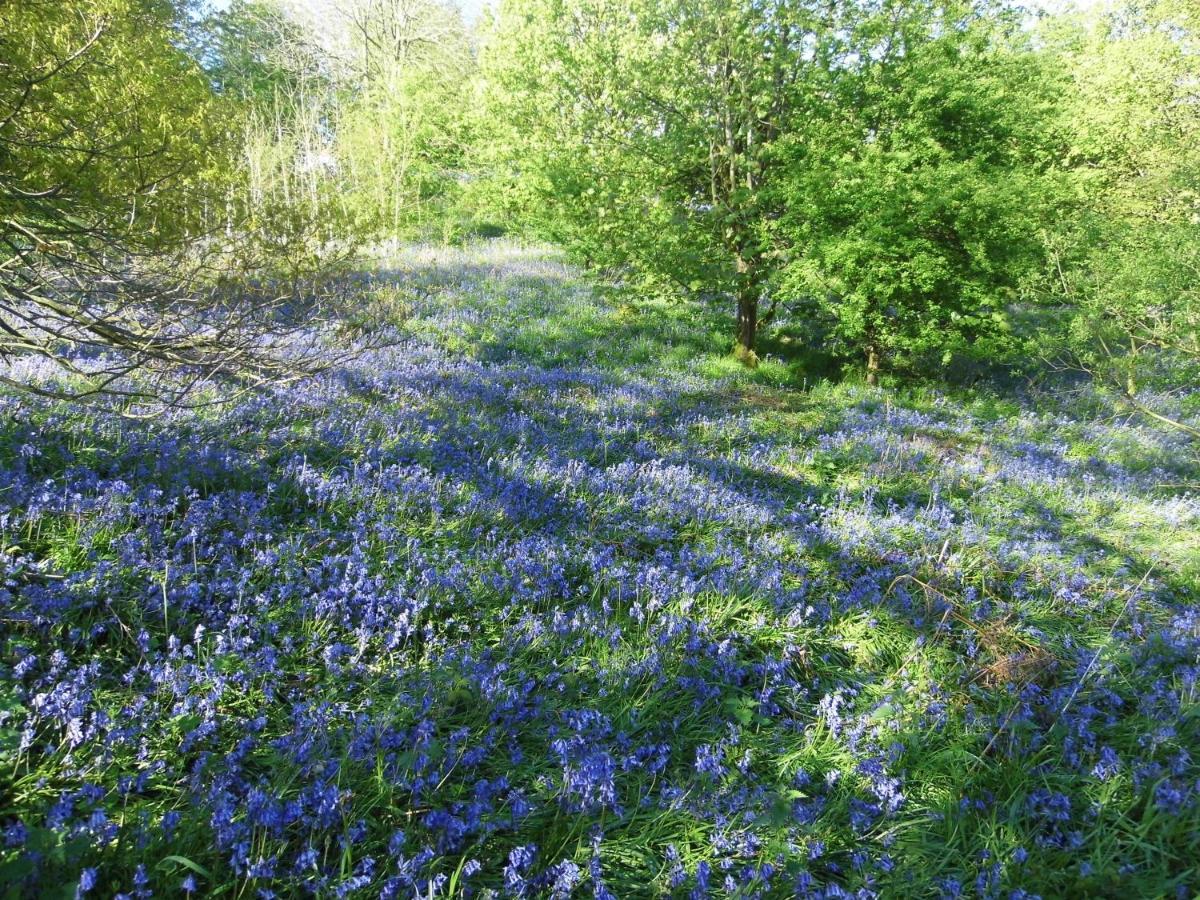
[[78, 868, 98, 895]]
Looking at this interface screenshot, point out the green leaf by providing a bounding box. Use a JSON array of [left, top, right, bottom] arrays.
[[159, 854, 214, 880]]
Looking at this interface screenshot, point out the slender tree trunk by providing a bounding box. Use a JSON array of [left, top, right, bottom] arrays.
[[866, 344, 881, 386], [737, 289, 758, 353], [734, 253, 757, 354]]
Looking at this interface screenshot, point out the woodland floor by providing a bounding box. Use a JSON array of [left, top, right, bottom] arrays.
[[2, 242, 1198, 898]]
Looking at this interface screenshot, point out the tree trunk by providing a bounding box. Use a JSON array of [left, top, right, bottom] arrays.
[[737, 289, 758, 354], [866, 344, 880, 386], [734, 252, 757, 355]]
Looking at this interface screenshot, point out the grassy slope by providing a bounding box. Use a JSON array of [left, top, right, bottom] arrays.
[[1, 242, 1198, 898]]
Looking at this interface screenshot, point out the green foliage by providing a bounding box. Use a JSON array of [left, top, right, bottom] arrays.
[[478, 0, 830, 352], [773, 2, 1065, 378], [473, 0, 1195, 398], [338, 45, 475, 237], [6, 0, 1200, 405], [1037, 0, 1199, 417], [332, 0, 477, 239], [191, 0, 323, 103], [0, 0, 230, 254], [0, 0, 371, 404], [193, 0, 477, 253], [479, 0, 1074, 378]]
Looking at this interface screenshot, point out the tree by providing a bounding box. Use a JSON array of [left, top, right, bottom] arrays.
[[337, 0, 470, 81], [772, 0, 1062, 383], [481, 0, 831, 358], [198, 0, 363, 263], [1042, 0, 1199, 431], [481, 0, 1065, 373], [0, 0, 335, 407], [335, 0, 476, 237], [191, 0, 324, 103], [225, 0, 477, 240]]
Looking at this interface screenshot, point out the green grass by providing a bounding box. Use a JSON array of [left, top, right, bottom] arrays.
[[0, 242, 1197, 898]]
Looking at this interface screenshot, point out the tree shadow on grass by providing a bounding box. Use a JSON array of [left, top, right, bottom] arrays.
[[371, 255, 733, 377]]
